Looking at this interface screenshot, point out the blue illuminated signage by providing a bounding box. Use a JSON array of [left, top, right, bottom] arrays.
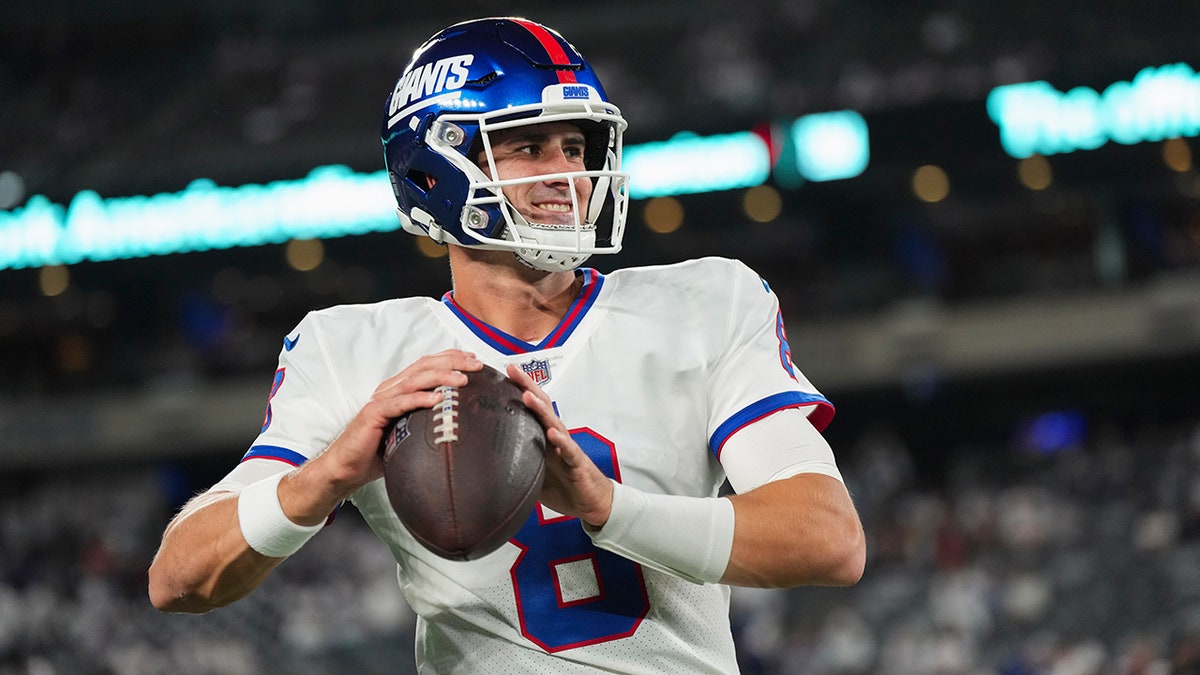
[[987, 62, 1200, 158], [0, 166, 399, 270], [623, 130, 771, 199], [0, 111, 871, 270], [791, 110, 870, 182]]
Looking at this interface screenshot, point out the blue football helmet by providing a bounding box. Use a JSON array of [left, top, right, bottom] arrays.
[[381, 17, 630, 272]]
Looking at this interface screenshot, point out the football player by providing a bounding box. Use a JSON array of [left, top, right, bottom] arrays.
[[149, 17, 865, 673]]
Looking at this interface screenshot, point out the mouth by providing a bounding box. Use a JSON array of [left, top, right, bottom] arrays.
[[526, 200, 580, 226], [534, 201, 575, 214]]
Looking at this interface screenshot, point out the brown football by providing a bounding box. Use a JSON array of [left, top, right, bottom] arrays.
[[380, 364, 546, 560]]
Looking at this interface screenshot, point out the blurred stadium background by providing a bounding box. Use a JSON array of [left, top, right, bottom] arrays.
[[3, 1, 1200, 673]]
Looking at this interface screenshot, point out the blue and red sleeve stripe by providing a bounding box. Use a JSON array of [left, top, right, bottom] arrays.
[[709, 392, 835, 459]]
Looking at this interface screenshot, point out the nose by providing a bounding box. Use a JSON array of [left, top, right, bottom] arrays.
[[539, 147, 579, 180]]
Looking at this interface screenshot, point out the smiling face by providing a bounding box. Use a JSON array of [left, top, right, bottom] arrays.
[[476, 121, 594, 226]]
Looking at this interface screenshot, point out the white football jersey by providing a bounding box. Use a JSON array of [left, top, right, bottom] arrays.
[[236, 256, 835, 674]]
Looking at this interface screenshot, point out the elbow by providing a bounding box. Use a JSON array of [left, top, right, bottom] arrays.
[[147, 557, 220, 614], [147, 581, 189, 614], [147, 571, 192, 614], [743, 518, 865, 590], [146, 555, 175, 611], [825, 520, 866, 587], [147, 573, 185, 613], [820, 487, 867, 587], [148, 581, 220, 614], [793, 514, 866, 588]]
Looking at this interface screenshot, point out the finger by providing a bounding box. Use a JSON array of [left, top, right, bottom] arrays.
[[377, 351, 483, 395], [359, 390, 446, 429], [429, 347, 479, 360], [546, 427, 589, 468], [508, 365, 559, 413], [414, 349, 484, 377], [508, 364, 551, 408], [429, 348, 484, 368], [404, 349, 482, 378], [520, 388, 565, 433], [376, 368, 469, 398], [505, 363, 545, 397], [509, 364, 563, 412]]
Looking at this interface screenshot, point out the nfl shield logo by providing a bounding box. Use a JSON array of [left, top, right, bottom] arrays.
[[521, 358, 551, 385]]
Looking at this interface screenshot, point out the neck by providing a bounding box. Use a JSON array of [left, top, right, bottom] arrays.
[[447, 247, 582, 343]]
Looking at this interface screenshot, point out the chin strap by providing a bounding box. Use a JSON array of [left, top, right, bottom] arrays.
[[509, 219, 595, 271]]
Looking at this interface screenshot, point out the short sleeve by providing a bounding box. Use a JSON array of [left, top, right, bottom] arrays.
[[705, 259, 834, 459], [242, 311, 357, 467]]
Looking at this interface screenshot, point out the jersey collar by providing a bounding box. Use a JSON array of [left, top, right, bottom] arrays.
[[441, 268, 604, 355]]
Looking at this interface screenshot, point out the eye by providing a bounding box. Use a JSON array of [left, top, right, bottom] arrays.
[[499, 142, 538, 157]]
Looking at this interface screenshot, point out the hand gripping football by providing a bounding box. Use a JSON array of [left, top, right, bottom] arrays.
[[380, 364, 547, 560]]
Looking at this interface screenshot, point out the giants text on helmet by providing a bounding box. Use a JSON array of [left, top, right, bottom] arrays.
[[387, 53, 475, 121]]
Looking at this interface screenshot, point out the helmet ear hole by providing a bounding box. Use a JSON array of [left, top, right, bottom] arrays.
[[408, 170, 436, 190]]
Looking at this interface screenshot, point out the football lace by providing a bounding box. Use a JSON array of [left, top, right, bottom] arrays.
[[431, 385, 460, 444]]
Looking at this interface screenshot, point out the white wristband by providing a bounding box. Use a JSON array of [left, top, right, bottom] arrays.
[[237, 472, 323, 558], [585, 481, 735, 585]]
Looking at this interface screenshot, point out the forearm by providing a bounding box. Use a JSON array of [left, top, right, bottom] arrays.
[[148, 491, 283, 613], [722, 473, 865, 588], [148, 461, 348, 613], [585, 472, 864, 589]]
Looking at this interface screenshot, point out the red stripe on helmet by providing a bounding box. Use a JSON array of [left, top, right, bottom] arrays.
[[511, 18, 578, 83]]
